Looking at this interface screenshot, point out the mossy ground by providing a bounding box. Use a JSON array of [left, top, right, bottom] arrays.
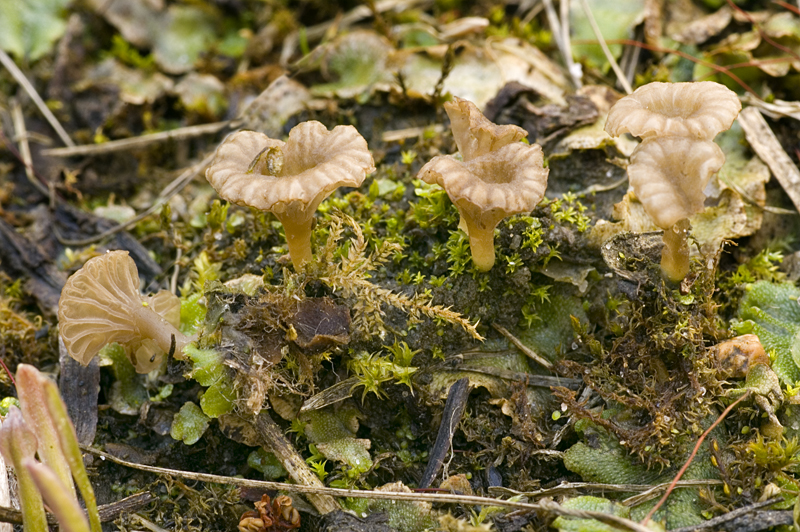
[[6, 1, 800, 531]]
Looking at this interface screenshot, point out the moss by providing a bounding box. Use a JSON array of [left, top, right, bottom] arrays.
[[564, 421, 715, 529]]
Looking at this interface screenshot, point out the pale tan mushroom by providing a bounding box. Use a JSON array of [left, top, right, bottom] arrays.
[[628, 136, 725, 280], [604, 81, 740, 282], [605, 81, 741, 141], [445, 96, 528, 161], [418, 97, 548, 271], [205, 121, 375, 268], [58, 251, 192, 372]]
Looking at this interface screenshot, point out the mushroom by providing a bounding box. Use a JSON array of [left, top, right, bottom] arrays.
[[605, 81, 741, 141], [417, 97, 548, 271], [205, 121, 375, 268], [604, 81, 741, 282], [58, 250, 192, 373]]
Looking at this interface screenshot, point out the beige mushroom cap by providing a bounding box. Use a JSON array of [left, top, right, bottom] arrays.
[[628, 136, 725, 229], [205, 121, 375, 221], [605, 82, 741, 140], [445, 96, 527, 162], [58, 251, 147, 365], [58, 251, 187, 371], [419, 142, 548, 230]]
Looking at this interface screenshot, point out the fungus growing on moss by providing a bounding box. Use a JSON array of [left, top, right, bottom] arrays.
[[418, 97, 548, 271], [58, 250, 192, 373], [205, 122, 375, 268], [604, 81, 741, 282]]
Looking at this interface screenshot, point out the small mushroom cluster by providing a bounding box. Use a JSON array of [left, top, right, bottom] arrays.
[[57, 99, 548, 371], [204, 97, 549, 272], [604, 81, 741, 281]]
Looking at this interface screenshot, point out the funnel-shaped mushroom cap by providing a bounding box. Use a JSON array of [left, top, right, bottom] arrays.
[[420, 143, 548, 230], [628, 136, 725, 229], [205, 122, 375, 221], [58, 251, 144, 365], [418, 99, 548, 271], [605, 82, 741, 140], [445, 96, 528, 162]]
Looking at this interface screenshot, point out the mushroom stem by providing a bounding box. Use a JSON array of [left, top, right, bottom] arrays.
[[463, 217, 496, 272], [661, 218, 691, 283], [133, 304, 192, 359], [278, 214, 314, 269]]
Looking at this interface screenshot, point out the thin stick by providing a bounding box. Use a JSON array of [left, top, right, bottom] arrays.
[[579, 0, 633, 94], [10, 100, 50, 198], [641, 390, 751, 525], [82, 446, 653, 532], [0, 49, 75, 147], [492, 323, 554, 370], [543, 0, 582, 88], [42, 122, 230, 158], [170, 247, 182, 295]]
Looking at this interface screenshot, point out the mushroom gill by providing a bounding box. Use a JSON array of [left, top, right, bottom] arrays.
[[205, 122, 375, 268], [58, 250, 192, 372], [418, 97, 548, 271]]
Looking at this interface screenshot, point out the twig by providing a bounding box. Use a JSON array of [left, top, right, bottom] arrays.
[[7, 102, 50, 197], [55, 153, 213, 246], [0, 492, 154, 525], [726, 0, 800, 65], [0, 49, 75, 147], [641, 390, 752, 525], [492, 323, 554, 371], [42, 121, 231, 158], [82, 446, 653, 532], [252, 412, 340, 514], [490, 479, 722, 503], [543, 0, 583, 88], [578, 0, 633, 94]]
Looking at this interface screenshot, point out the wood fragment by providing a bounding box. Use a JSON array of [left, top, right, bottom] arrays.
[[493, 323, 554, 370], [738, 106, 800, 213], [252, 411, 340, 514], [42, 121, 230, 158], [300, 377, 359, 413], [419, 377, 470, 489], [58, 337, 99, 446], [670, 498, 784, 532]]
